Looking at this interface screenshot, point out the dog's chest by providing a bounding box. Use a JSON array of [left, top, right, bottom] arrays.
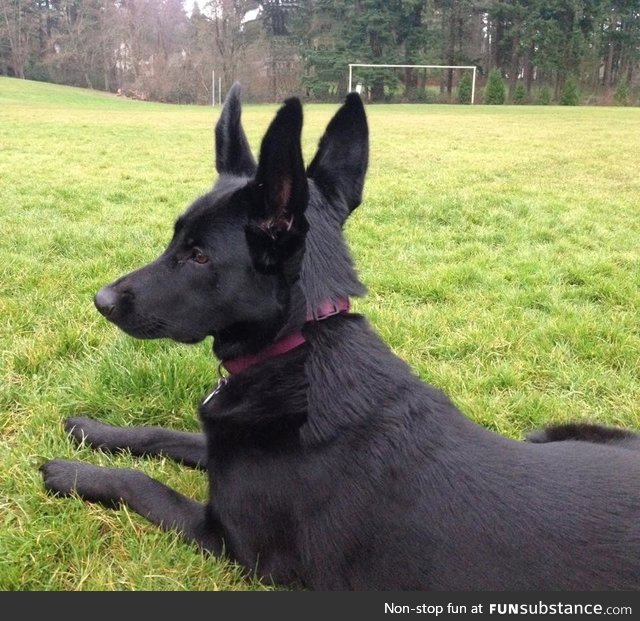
[[205, 417, 306, 584]]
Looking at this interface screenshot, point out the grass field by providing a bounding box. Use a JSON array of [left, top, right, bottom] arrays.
[[1, 76, 639, 590]]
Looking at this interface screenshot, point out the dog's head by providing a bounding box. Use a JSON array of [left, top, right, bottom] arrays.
[[94, 84, 368, 361]]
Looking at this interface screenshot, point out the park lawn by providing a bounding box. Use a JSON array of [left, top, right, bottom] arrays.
[[1, 76, 639, 590]]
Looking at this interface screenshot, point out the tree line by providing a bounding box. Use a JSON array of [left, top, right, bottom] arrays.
[[1, 1, 638, 105]]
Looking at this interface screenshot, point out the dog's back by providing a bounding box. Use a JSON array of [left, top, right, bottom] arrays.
[[203, 312, 640, 590]]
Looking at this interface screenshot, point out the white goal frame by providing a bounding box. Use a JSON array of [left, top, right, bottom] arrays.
[[348, 63, 477, 104]]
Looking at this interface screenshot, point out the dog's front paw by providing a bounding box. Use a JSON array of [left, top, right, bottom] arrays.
[[40, 459, 85, 497], [65, 416, 112, 448], [40, 459, 121, 508]]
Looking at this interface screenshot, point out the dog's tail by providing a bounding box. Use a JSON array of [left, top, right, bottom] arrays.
[[526, 422, 640, 452]]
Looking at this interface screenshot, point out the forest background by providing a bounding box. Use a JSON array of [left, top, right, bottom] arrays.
[[1, 0, 639, 105]]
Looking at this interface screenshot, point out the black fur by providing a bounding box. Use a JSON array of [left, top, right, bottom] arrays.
[[214, 82, 257, 177], [527, 422, 640, 451], [41, 85, 640, 591]]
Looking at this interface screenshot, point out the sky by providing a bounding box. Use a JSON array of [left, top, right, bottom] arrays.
[[188, 1, 261, 23]]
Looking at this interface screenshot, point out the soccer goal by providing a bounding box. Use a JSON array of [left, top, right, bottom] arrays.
[[348, 63, 477, 104]]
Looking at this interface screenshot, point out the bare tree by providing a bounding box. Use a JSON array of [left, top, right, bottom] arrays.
[[1, 0, 38, 78], [207, 0, 256, 88]]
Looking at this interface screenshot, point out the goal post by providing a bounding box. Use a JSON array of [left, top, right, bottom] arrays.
[[348, 63, 477, 104]]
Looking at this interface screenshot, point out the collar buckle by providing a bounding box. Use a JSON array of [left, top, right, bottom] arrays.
[[309, 298, 350, 321], [202, 366, 229, 405]]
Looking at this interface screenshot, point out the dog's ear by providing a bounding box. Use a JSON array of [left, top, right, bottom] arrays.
[[215, 82, 257, 176], [307, 93, 368, 220], [246, 97, 308, 273]]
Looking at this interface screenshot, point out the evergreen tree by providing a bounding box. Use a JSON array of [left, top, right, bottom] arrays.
[[484, 69, 505, 104], [538, 85, 552, 105], [458, 71, 472, 104], [291, 0, 430, 101], [614, 79, 630, 106], [513, 81, 526, 104], [560, 77, 579, 105]]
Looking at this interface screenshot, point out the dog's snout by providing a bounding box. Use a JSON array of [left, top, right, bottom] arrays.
[[94, 286, 119, 318]]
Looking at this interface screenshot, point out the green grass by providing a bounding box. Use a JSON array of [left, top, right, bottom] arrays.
[[1, 76, 639, 590]]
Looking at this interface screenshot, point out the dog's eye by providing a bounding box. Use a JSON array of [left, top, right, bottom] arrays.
[[190, 249, 209, 264]]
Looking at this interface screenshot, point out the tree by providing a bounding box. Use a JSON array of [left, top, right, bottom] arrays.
[[185, 1, 215, 102], [458, 70, 472, 103], [487, 1, 529, 100], [0, 0, 39, 78], [485, 1, 576, 100], [207, 1, 256, 92], [560, 76, 579, 104], [436, 0, 480, 98], [261, 0, 301, 100], [118, 0, 191, 101], [1, 0, 638, 105], [51, 0, 105, 88], [513, 80, 526, 103], [599, 0, 640, 95], [538, 84, 552, 104], [484, 68, 505, 103], [614, 78, 630, 105], [292, 0, 432, 101]]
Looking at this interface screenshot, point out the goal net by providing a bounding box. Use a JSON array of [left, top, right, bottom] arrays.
[[348, 63, 477, 104]]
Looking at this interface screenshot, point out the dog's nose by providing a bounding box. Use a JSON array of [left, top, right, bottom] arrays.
[[94, 286, 118, 317]]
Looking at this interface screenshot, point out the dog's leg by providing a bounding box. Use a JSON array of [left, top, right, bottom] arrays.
[[40, 460, 221, 553], [65, 417, 207, 469]]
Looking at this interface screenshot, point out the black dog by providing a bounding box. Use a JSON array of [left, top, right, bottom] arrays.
[[42, 85, 640, 590]]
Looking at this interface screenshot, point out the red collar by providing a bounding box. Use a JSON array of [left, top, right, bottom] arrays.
[[222, 298, 350, 375]]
